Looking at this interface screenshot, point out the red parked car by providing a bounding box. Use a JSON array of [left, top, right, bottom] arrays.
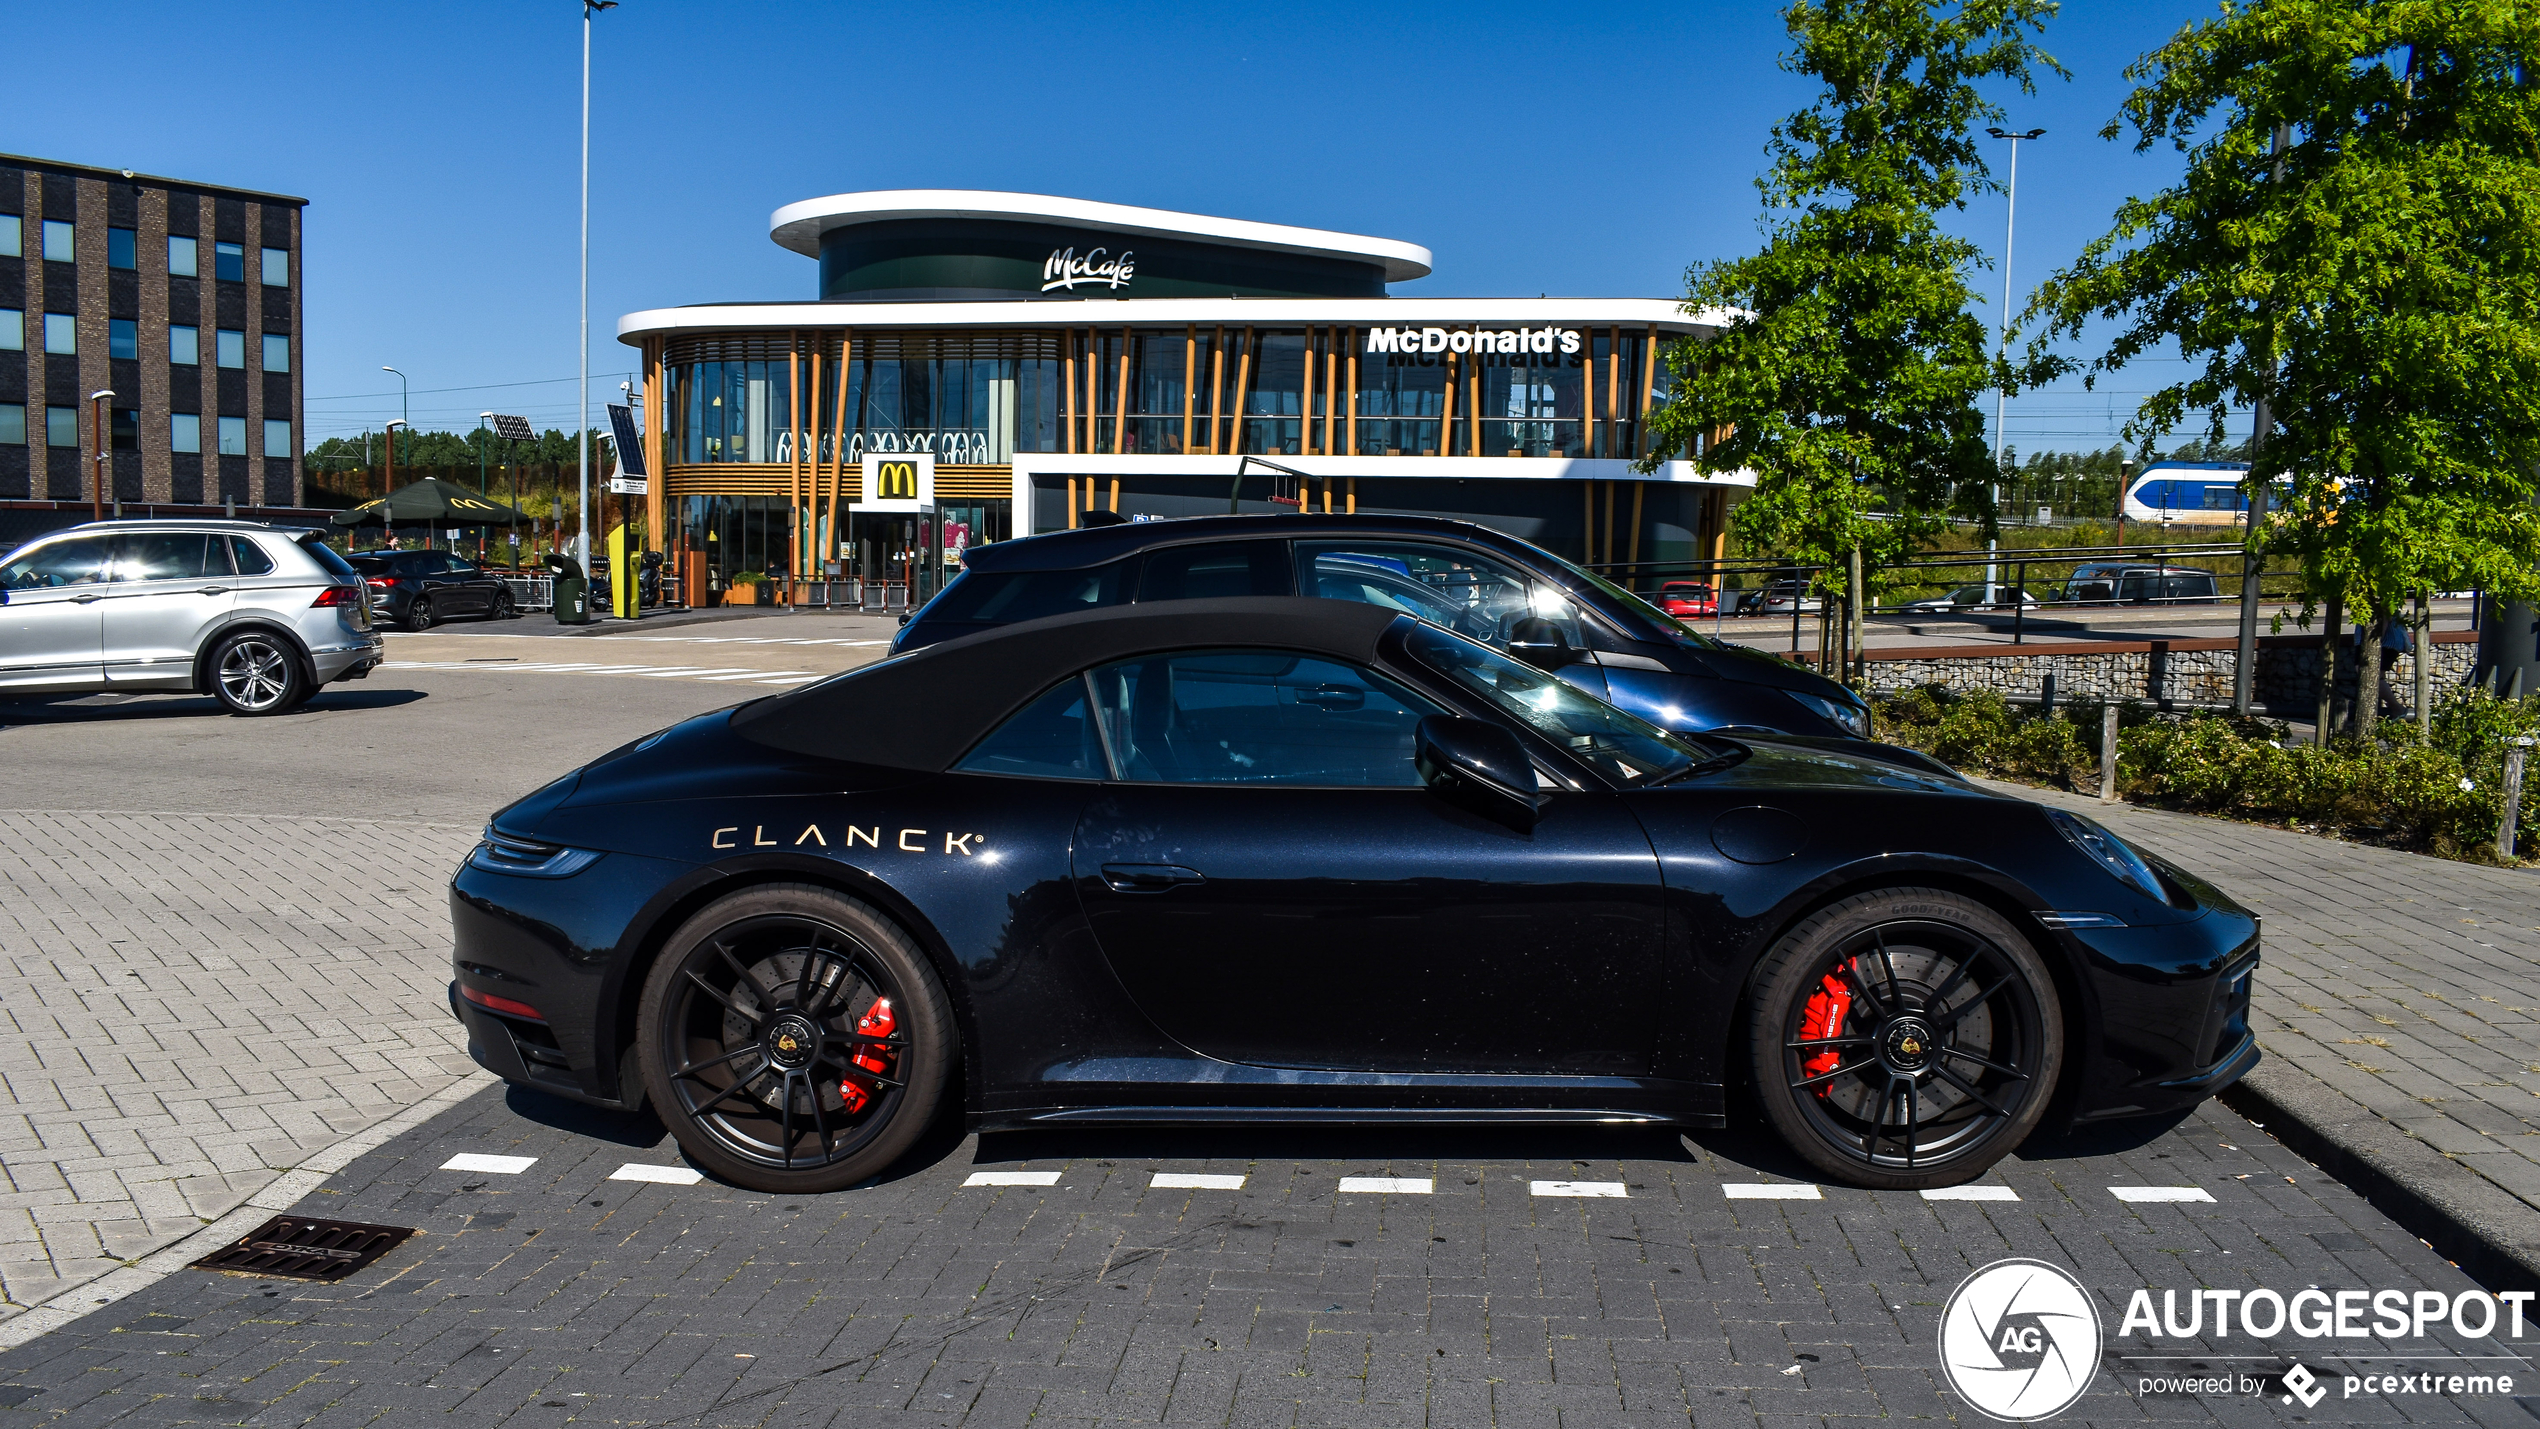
[[1655, 580, 1717, 617]]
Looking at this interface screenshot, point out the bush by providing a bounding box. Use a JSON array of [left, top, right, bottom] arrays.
[[1869, 683, 2538, 865]]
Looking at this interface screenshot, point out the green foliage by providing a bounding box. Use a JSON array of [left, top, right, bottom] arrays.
[[1642, 0, 2062, 579], [1874, 682, 2539, 863], [2026, 2, 2540, 629], [307, 427, 615, 472]]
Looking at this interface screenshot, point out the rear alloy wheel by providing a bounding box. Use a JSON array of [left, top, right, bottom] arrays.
[[404, 596, 435, 632], [1747, 889, 2062, 1190], [492, 589, 517, 620], [638, 885, 954, 1193], [208, 632, 307, 716]]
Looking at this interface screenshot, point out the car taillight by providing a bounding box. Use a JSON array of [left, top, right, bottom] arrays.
[[311, 586, 362, 608], [458, 983, 545, 1022], [366, 577, 399, 589]]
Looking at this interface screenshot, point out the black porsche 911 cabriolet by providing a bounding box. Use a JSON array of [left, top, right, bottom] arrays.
[[448, 597, 2259, 1194]]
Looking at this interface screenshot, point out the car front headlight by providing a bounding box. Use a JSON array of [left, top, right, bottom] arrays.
[[2044, 808, 2164, 901], [1784, 688, 1871, 740]]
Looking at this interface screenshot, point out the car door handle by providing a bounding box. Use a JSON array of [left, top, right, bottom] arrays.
[[198, 586, 231, 596], [1099, 863, 1205, 893], [71, 592, 103, 604]]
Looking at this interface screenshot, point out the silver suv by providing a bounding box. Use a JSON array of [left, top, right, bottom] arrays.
[[0, 520, 385, 715]]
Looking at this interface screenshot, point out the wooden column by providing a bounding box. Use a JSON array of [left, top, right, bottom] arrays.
[[806, 344, 823, 575], [1182, 325, 1196, 455], [1606, 327, 1622, 463], [1346, 476, 1356, 513], [1638, 328, 1658, 459], [1584, 482, 1598, 566], [1061, 330, 1077, 455], [1300, 331, 1317, 456], [1345, 328, 1359, 457], [1467, 348, 1481, 459], [1439, 351, 1455, 456], [787, 331, 803, 589], [1582, 337, 1598, 458], [1115, 329, 1132, 455], [1067, 477, 1079, 530], [642, 337, 664, 557], [1627, 482, 1644, 581], [1208, 327, 1226, 453], [1323, 328, 1339, 456], [830, 330, 852, 563], [1232, 330, 1255, 456]]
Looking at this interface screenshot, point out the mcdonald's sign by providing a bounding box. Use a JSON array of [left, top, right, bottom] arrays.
[[856, 452, 935, 512]]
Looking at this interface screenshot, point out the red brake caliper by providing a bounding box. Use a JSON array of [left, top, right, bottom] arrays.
[[1798, 972, 1853, 1096], [838, 997, 897, 1114]]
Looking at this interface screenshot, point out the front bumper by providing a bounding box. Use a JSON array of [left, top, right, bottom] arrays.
[[2061, 909, 2261, 1123]]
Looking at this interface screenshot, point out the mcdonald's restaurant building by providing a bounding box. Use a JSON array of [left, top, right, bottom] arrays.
[[613, 191, 1745, 602]]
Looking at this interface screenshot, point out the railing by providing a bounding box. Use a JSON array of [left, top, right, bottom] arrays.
[[500, 574, 554, 612]]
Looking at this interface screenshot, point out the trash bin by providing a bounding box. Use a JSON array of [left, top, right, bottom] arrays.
[[546, 554, 591, 625]]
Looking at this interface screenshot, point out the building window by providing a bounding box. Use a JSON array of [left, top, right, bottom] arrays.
[[263, 419, 291, 456], [46, 407, 78, 448], [217, 416, 246, 455], [261, 333, 289, 372], [42, 220, 73, 263], [261, 247, 288, 287], [43, 313, 75, 355], [168, 234, 197, 276], [111, 408, 137, 451], [170, 325, 199, 365], [109, 319, 137, 361], [214, 242, 244, 282], [171, 413, 200, 454], [0, 309, 19, 352], [108, 227, 136, 270], [216, 329, 244, 368], [0, 404, 21, 446], [0, 216, 18, 258]]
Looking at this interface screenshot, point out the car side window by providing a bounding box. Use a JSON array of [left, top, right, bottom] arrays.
[[1138, 541, 1292, 603], [1294, 542, 1565, 651], [228, 536, 276, 576], [413, 552, 452, 575], [955, 679, 1109, 781], [116, 532, 220, 582], [928, 561, 1131, 626], [1084, 649, 1442, 787], [1, 537, 115, 589]]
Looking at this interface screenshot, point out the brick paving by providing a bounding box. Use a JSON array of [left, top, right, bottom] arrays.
[[0, 812, 482, 1318]]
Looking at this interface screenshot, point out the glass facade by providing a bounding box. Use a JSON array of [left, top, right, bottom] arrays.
[[667, 334, 1062, 466]]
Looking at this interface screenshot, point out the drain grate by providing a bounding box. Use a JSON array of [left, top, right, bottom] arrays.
[[189, 1216, 417, 1282]]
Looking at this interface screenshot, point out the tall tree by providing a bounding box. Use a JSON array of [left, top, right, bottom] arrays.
[[1644, 0, 2061, 626], [2027, 1, 2540, 738]]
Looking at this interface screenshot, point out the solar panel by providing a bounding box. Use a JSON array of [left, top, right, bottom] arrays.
[[489, 414, 535, 443]]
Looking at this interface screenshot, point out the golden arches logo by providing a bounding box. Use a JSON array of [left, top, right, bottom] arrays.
[[874, 461, 918, 500]]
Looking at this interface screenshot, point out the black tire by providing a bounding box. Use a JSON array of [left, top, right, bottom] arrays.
[[207, 631, 309, 716], [638, 884, 955, 1193], [492, 589, 517, 620], [1746, 888, 2062, 1190], [404, 596, 435, 632]]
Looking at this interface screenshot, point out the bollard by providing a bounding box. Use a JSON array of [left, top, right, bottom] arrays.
[[2501, 738, 2534, 861], [2100, 706, 2121, 805]]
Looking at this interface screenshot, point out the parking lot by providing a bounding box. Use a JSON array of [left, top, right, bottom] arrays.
[[0, 611, 2529, 1426]]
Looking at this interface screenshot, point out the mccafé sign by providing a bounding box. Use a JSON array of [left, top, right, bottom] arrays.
[[1365, 326, 1584, 356]]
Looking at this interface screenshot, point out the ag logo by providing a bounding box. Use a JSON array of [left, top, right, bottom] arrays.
[[874, 460, 917, 500], [1937, 1258, 2101, 1421]]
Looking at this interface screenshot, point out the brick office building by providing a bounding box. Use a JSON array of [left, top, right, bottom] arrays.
[[0, 153, 303, 509]]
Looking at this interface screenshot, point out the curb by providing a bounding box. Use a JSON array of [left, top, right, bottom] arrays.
[[0, 1072, 498, 1352], [2221, 1062, 2540, 1293]]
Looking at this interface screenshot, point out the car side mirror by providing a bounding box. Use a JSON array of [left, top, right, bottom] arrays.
[[1415, 716, 1542, 832], [1506, 615, 1576, 671]]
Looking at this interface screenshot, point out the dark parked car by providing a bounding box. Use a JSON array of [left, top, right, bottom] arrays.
[[449, 597, 2261, 1194], [892, 514, 1874, 741], [1900, 584, 2043, 613], [2054, 564, 2221, 606], [346, 550, 518, 630]]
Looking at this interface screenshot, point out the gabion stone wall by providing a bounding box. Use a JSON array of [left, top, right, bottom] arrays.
[[1832, 633, 2481, 715]]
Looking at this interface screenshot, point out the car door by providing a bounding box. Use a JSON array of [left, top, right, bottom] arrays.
[[441, 554, 493, 612], [1294, 539, 1608, 700], [100, 530, 234, 687], [1069, 647, 1666, 1075], [0, 535, 113, 691]]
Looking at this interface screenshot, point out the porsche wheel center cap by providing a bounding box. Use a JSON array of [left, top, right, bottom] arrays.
[[765, 1014, 819, 1070], [1882, 1017, 1936, 1073]]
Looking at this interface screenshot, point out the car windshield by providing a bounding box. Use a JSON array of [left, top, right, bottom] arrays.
[[1510, 544, 1721, 649], [1404, 622, 1734, 786]]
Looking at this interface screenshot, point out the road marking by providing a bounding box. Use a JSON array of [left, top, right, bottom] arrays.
[[702, 670, 813, 682], [1531, 1180, 1627, 1198], [1336, 1176, 1432, 1194], [1921, 1185, 2021, 1201], [964, 1170, 1062, 1187], [757, 675, 824, 685], [440, 1153, 536, 1174], [1150, 1173, 1246, 1190], [1723, 1183, 1821, 1200], [609, 1163, 704, 1186], [2110, 1186, 2213, 1203]]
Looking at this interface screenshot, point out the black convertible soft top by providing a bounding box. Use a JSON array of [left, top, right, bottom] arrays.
[[728, 597, 1403, 771]]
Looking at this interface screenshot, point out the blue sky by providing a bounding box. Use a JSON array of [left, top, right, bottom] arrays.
[[15, 0, 2238, 454]]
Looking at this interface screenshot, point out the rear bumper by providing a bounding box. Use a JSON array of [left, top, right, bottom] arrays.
[[311, 634, 384, 683]]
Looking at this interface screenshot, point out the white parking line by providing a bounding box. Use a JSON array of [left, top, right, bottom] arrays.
[[609, 1163, 704, 1185], [2110, 1186, 2213, 1203], [963, 1170, 1062, 1187], [1335, 1176, 1432, 1194], [1150, 1173, 1247, 1190], [1921, 1185, 2021, 1201], [702, 670, 813, 682], [1531, 1181, 1627, 1198], [1723, 1183, 1822, 1200], [440, 1153, 536, 1174]]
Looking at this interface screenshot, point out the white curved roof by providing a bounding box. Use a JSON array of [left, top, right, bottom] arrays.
[[621, 297, 1733, 344], [767, 190, 1434, 283]]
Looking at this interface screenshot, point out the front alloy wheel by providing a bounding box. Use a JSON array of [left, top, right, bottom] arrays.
[[1748, 889, 2062, 1189], [208, 632, 307, 716], [404, 596, 435, 632], [638, 885, 953, 1193]]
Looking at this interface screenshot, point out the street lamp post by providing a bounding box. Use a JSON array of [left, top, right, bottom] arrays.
[[477, 412, 496, 564], [1984, 126, 2044, 596], [578, 0, 619, 592], [88, 389, 116, 522], [384, 419, 409, 550]]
